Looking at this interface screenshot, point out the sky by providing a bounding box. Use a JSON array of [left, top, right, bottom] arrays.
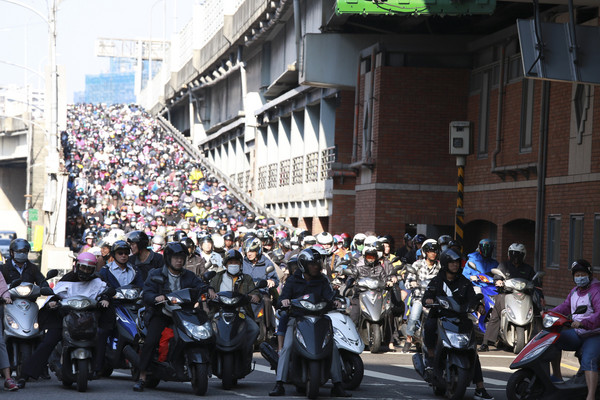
[[0, 0, 195, 102]]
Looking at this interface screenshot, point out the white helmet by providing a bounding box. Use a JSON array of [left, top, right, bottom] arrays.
[[316, 232, 333, 245], [212, 234, 225, 250], [508, 243, 526, 261], [303, 235, 317, 247]]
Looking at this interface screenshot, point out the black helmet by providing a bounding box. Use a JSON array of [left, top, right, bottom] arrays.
[[172, 230, 188, 242], [223, 231, 235, 241], [9, 238, 31, 254], [197, 234, 213, 244], [297, 248, 322, 275], [440, 249, 463, 273], [413, 234, 427, 246], [163, 242, 189, 269], [279, 238, 291, 251], [243, 237, 262, 258], [270, 248, 285, 264], [570, 259, 592, 276], [246, 211, 256, 221], [223, 249, 243, 265], [126, 230, 149, 248], [477, 239, 494, 258], [180, 237, 196, 252], [362, 245, 379, 267], [111, 240, 131, 257], [286, 254, 299, 274], [437, 235, 453, 251]]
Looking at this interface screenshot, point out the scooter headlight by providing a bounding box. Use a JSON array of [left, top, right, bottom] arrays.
[[506, 305, 516, 321], [219, 295, 240, 305], [182, 320, 213, 340], [114, 288, 141, 300], [5, 314, 18, 330], [300, 301, 327, 311], [66, 299, 92, 309], [322, 330, 332, 348], [543, 314, 560, 328], [442, 331, 470, 348], [15, 285, 33, 297]]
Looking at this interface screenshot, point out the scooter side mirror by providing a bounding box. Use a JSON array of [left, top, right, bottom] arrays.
[[40, 287, 55, 296], [475, 293, 484, 301], [532, 271, 545, 282], [573, 305, 587, 315], [203, 270, 217, 283], [468, 261, 482, 273], [46, 269, 59, 280], [490, 268, 505, 279], [255, 279, 268, 289], [265, 265, 275, 275]]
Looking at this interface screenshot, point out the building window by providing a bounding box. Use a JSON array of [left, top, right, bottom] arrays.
[[593, 215, 600, 271], [477, 70, 491, 158], [569, 215, 584, 266], [520, 79, 534, 153], [547, 215, 561, 268]]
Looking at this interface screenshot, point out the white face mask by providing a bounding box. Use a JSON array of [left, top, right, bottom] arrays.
[[227, 264, 240, 276]]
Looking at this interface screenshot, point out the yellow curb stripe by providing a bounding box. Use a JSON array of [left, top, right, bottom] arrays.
[[561, 363, 580, 372]]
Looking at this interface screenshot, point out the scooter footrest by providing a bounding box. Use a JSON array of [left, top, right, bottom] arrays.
[[259, 342, 279, 370]]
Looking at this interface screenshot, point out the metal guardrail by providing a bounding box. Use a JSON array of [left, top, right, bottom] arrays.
[[156, 115, 292, 229]]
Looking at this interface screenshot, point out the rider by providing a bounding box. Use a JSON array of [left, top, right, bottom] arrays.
[[0, 238, 47, 287], [98, 240, 144, 289], [463, 239, 499, 280], [132, 242, 215, 392], [18, 252, 113, 388], [127, 230, 164, 281], [422, 249, 494, 400], [479, 243, 540, 351], [549, 259, 600, 400], [403, 239, 440, 353], [268, 248, 349, 397]]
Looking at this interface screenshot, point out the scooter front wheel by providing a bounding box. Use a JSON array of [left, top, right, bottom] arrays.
[[191, 363, 209, 396], [307, 360, 320, 400], [341, 352, 364, 390], [444, 365, 469, 400], [76, 359, 89, 392], [506, 369, 544, 400]]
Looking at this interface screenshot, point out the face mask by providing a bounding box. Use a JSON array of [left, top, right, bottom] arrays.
[[575, 276, 590, 288], [13, 253, 28, 263], [227, 265, 240, 275]]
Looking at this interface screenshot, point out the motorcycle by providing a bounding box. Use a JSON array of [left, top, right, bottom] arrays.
[[467, 264, 498, 337], [210, 280, 267, 389], [505, 305, 588, 400], [3, 270, 57, 378], [491, 268, 545, 353], [51, 287, 117, 392], [327, 298, 364, 390], [123, 276, 215, 396], [412, 294, 482, 400], [102, 284, 143, 376], [251, 265, 276, 347]]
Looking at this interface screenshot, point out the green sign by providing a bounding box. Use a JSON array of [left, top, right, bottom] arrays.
[[28, 209, 38, 222], [335, 0, 496, 16]]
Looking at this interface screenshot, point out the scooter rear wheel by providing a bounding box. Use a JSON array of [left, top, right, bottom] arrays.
[[506, 369, 544, 400]]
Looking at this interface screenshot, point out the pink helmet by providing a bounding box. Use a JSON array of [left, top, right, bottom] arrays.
[[76, 252, 97, 268]]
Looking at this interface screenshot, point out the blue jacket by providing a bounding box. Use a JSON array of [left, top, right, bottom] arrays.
[[98, 263, 144, 289], [463, 251, 499, 279], [242, 254, 279, 286]]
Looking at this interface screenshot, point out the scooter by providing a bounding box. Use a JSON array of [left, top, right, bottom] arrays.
[[491, 268, 545, 354], [53, 287, 116, 392], [286, 293, 335, 399], [102, 284, 143, 376], [506, 305, 588, 400], [412, 294, 481, 400], [3, 270, 57, 378], [468, 267, 498, 337], [123, 278, 215, 396], [210, 280, 267, 389], [251, 266, 276, 347], [327, 298, 364, 390]]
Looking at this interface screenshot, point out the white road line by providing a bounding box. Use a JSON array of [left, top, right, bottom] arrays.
[[391, 364, 509, 387]]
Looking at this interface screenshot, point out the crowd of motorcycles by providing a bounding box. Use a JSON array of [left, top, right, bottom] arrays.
[[6, 233, 592, 400]]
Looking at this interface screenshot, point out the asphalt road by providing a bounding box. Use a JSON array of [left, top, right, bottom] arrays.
[[5, 349, 580, 400]]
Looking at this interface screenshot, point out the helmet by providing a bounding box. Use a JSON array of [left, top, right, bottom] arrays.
[[570, 259, 592, 276], [302, 235, 317, 247], [297, 248, 322, 274], [243, 237, 262, 258], [9, 238, 31, 255], [180, 237, 196, 252], [403, 233, 413, 242], [439, 249, 463, 273], [352, 233, 366, 250], [111, 240, 131, 257], [362, 244, 379, 267], [413, 234, 427, 246], [223, 231, 235, 241], [76, 252, 97, 281], [246, 211, 256, 221], [223, 249, 243, 265], [212, 234, 225, 250], [152, 234, 166, 245], [172, 230, 188, 242], [163, 242, 189, 270], [316, 232, 333, 246], [508, 243, 526, 264], [478, 239, 494, 258], [126, 230, 149, 249], [421, 239, 439, 256], [197, 233, 213, 244], [437, 235, 452, 251]]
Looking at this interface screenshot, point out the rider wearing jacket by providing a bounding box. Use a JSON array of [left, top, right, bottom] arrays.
[[269, 248, 349, 397], [132, 242, 215, 392], [462, 239, 499, 280], [422, 249, 494, 400], [0, 239, 47, 288]]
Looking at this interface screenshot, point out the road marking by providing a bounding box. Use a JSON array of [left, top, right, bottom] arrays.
[[392, 364, 509, 387]]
